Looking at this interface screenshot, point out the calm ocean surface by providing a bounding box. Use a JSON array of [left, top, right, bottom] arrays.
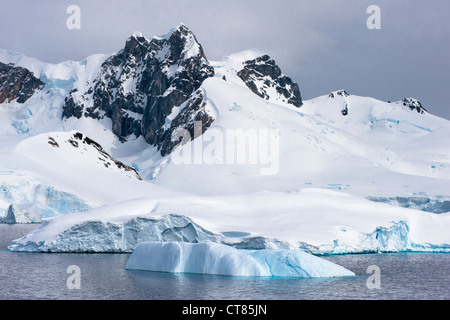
[[0, 224, 449, 300]]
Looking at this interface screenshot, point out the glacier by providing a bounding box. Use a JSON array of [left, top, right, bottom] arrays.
[[0, 180, 93, 223], [314, 220, 450, 255], [7, 190, 450, 254], [10, 216, 449, 254], [366, 196, 450, 214], [8, 214, 220, 252], [125, 242, 355, 278]]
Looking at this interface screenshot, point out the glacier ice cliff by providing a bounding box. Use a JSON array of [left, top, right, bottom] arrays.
[[0, 181, 93, 223], [313, 221, 450, 254], [8, 213, 450, 254], [1, 204, 40, 224], [8, 214, 220, 252], [366, 196, 450, 214], [125, 242, 355, 278]]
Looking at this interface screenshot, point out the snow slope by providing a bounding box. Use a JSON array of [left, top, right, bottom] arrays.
[[145, 60, 450, 199], [1, 28, 450, 256]]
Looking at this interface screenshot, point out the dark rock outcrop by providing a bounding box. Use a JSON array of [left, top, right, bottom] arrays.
[[0, 62, 44, 104], [402, 97, 427, 114], [328, 90, 349, 98], [341, 104, 349, 116], [237, 54, 302, 107], [62, 25, 215, 156], [69, 132, 142, 180], [328, 90, 350, 116], [158, 89, 215, 156]]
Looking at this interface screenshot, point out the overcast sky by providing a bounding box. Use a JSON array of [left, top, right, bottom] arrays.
[[1, 0, 449, 119]]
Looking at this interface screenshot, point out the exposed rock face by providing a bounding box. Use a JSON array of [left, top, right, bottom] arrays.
[[158, 88, 215, 156], [237, 54, 302, 107], [0, 62, 44, 104], [328, 89, 349, 98], [62, 24, 215, 156], [402, 97, 427, 114]]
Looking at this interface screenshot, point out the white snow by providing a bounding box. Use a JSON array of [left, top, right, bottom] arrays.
[[152, 23, 185, 41], [181, 31, 201, 59], [15, 131, 142, 183], [131, 31, 147, 40], [219, 50, 266, 72], [125, 242, 355, 277]]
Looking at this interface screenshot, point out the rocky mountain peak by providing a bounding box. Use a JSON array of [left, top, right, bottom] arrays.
[[237, 54, 302, 108], [402, 97, 427, 114], [328, 90, 349, 98], [62, 25, 215, 156], [328, 90, 350, 116], [120, 33, 149, 61]]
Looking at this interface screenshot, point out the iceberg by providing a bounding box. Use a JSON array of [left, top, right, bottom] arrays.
[[125, 242, 355, 278], [1, 204, 41, 224], [8, 214, 220, 252]]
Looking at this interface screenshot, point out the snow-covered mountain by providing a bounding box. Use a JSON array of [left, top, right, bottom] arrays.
[[1, 24, 449, 254], [62, 25, 216, 157]]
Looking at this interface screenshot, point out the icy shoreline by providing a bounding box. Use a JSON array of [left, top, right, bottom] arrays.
[[9, 217, 450, 254], [8, 190, 450, 254]]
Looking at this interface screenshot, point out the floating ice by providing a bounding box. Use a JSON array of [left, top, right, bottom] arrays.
[[8, 214, 219, 252], [125, 242, 355, 278]]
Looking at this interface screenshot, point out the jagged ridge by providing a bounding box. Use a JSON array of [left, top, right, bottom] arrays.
[[237, 54, 302, 107], [62, 24, 215, 156]]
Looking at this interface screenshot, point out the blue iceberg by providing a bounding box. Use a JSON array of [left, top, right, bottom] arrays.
[[125, 242, 355, 278]]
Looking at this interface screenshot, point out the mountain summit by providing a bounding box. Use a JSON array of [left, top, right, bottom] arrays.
[[0, 25, 304, 157], [58, 25, 305, 156], [61, 24, 216, 155]]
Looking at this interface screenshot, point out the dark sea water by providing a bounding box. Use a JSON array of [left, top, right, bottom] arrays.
[[0, 224, 449, 300]]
